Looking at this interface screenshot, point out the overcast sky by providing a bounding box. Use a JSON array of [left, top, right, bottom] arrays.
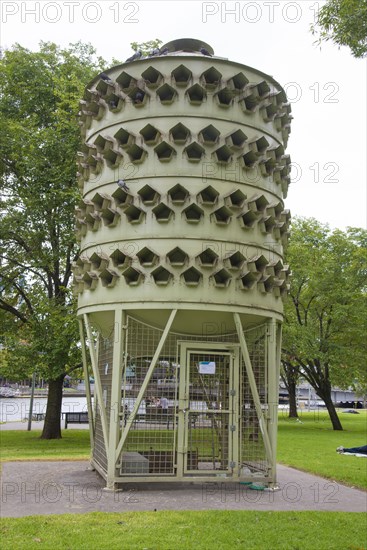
[[1, 0, 366, 230]]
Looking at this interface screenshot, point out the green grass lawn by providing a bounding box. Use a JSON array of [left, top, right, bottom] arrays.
[[277, 410, 367, 489], [1, 511, 367, 550]]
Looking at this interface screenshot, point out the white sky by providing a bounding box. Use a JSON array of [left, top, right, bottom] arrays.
[[1, 0, 366, 230]]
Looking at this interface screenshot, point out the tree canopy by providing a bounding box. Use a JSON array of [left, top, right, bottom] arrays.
[[282, 217, 367, 429], [0, 41, 107, 437], [311, 0, 367, 58]]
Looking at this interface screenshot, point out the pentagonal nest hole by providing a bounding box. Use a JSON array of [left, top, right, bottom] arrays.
[[183, 204, 204, 223], [101, 207, 120, 227], [168, 184, 189, 205], [226, 190, 246, 209], [94, 135, 113, 152], [227, 72, 249, 92], [241, 150, 258, 168], [127, 144, 146, 163], [170, 123, 191, 144], [240, 94, 258, 112], [198, 186, 219, 205], [90, 252, 109, 270], [212, 206, 232, 225], [250, 136, 269, 155], [212, 269, 231, 287], [128, 87, 146, 105], [114, 128, 136, 149], [182, 267, 202, 286], [110, 249, 131, 268], [252, 254, 269, 273], [226, 251, 246, 270], [238, 211, 258, 228], [122, 266, 143, 286], [91, 192, 112, 211], [199, 124, 220, 144], [186, 84, 206, 104], [108, 93, 124, 111], [104, 149, 122, 167], [260, 215, 276, 233], [256, 80, 271, 98], [172, 65, 192, 86], [167, 247, 188, 266], [82, 271, 98, 290], [124, 205, 145, 224], [239, 271, 258, 290], [197, 248, 218, 267], [152, 203, 174, 222], [201, 66, 222, 88], [156, 83, 177, 104], [155, 141, 176, 161], [116, 71, 137, 92], [248, 194, 269, 213], [151, 266, 173, 285], [85, 212, 101, 231], [100, 268, 119, 288], [139, 124, 161, 145], [141, 66, 163, 88], [137, 185, 160, 205], [112, 187, 133, 208], [184, 142, 205, 162], [215, 88, 233, 106], [214, 145, 232, 163], [136, 247, 159, 267], [226, 130, 247, 149]]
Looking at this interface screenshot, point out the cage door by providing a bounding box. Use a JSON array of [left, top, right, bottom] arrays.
[[182, 349, 235, 475]]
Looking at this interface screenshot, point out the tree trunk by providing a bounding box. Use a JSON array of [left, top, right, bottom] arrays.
[[288, 379, 299, 418], [318, 388, 343, 431], [40, 375, 64, 439]]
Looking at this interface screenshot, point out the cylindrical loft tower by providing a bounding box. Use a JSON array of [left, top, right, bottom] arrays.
[[75, 38, 292, 489]]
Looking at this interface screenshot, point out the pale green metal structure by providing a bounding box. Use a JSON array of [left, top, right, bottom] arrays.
[[75, 39, 291, 489]]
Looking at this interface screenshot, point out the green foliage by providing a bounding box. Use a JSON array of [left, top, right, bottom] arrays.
[[0, 42, 106, 383], [282, 218, 367, 428], [130, 39, 163, 56], [311, 0, 367, 58]]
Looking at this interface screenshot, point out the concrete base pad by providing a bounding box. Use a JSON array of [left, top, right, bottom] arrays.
[[0, 461, 366, 517]]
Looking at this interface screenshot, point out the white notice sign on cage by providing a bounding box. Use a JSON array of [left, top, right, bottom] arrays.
[[198, 361, 216, 374]]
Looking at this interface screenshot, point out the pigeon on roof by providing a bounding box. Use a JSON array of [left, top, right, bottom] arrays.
[[100, 72, 113, 83], [200, 47, 212, 57], [125, 50, 143, 62]]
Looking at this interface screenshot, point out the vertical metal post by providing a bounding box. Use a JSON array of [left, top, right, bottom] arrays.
[[79, 318, 94, 449], [267, 318, 279, 485], [27, 371, 36, 431], [106, 308, 126, 489]]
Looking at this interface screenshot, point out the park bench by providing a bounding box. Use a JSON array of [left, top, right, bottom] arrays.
[[62, 411, 89, 429]]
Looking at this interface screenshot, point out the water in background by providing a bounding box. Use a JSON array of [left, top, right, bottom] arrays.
[[0, 396, 89, 423]]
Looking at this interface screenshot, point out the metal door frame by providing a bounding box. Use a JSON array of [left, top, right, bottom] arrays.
[[176, 342, 240, 478]]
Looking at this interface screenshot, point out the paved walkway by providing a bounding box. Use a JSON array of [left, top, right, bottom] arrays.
[[0, 460, 366, 517]]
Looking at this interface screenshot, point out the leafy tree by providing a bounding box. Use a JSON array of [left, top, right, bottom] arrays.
[[311, 0, 367, 58], [130, 39, 163, 56], [282, 218, 367, 430], [0, 42, 107, 438]]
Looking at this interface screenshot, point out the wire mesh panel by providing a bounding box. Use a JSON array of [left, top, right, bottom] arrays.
[[119, 317, 179, 476], [239, 325, 268, 475], [184, 352, 233, 474], [93, 333, 114, 473]]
